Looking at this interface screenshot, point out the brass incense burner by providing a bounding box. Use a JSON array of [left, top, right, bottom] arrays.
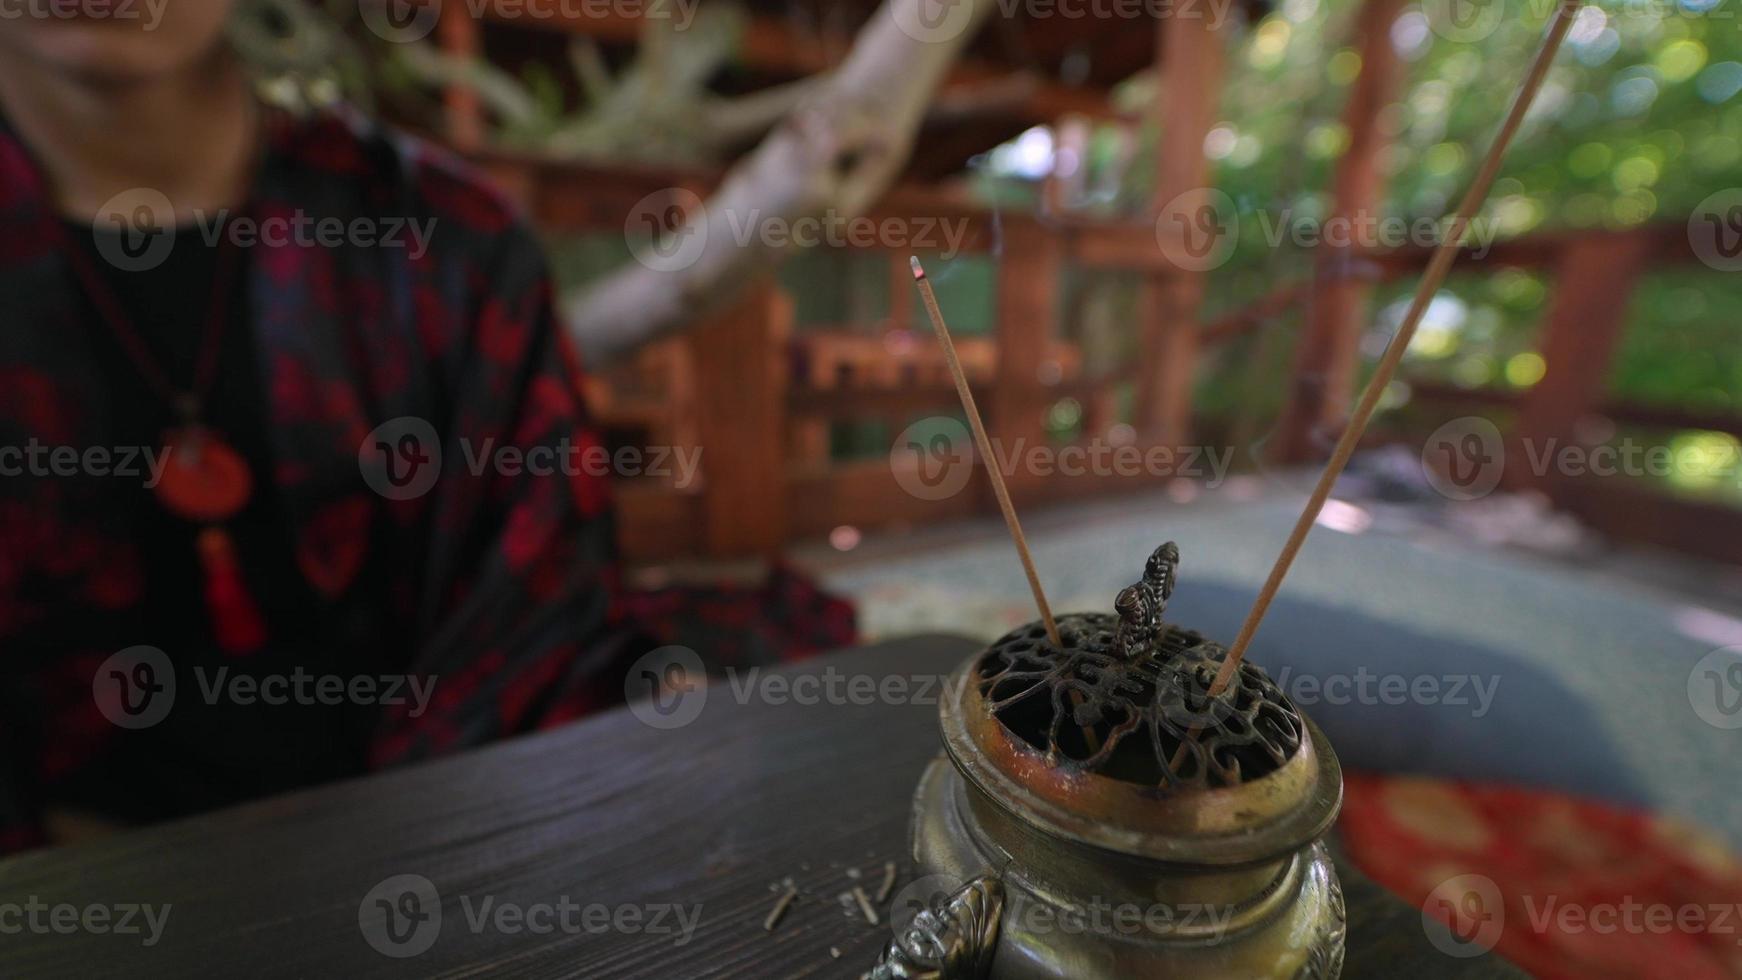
[[874, 543, 1346, 979]]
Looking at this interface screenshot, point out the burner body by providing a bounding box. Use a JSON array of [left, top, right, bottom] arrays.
[[874, 544, 1346, 979]]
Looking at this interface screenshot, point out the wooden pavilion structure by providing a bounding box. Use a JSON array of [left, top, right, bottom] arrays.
[[418, 0, 1742, 565]]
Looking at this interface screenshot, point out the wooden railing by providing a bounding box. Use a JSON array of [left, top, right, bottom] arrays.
[[473, 148, 1742, 565], [472, 151, 1221, 559]]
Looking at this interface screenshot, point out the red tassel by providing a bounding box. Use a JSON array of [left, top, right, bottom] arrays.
[[197, 527, 266, 656]]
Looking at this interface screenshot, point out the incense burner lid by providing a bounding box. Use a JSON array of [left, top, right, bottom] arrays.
[[942, 542, 1342, 865]]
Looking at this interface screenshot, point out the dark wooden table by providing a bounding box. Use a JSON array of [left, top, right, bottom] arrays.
[[0, 636, 1521, 978]]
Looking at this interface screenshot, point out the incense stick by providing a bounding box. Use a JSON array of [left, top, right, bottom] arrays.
[[874, 861, 897, 904], [1203, 0, 1582, 699], [912, 258, 1104, 754], [764, 884, 798, 932], [851, 885, 880, 926], [911, 257, 1063, 649]]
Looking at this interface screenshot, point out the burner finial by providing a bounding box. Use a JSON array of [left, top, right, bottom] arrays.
[[1114, 541, 1180, 660]]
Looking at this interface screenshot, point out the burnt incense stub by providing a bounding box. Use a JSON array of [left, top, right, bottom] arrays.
[[881, 541, 1346, 979]]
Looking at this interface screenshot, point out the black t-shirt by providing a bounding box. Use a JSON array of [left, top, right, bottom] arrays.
[[54, 218, 369, 821]]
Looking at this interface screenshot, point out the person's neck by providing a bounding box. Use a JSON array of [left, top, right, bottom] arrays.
[[0, 50, 258, 223]]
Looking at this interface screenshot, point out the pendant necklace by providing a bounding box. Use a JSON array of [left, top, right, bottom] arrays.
[[60, 217, 266, 655]]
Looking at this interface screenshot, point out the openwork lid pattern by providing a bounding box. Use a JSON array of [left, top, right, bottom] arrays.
[[973, 543, 1305, 789]]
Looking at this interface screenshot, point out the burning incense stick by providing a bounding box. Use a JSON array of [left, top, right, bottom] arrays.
[[1203, 0, 1582, 699], [912, 258, 1103, 754], [911, 256, 1063, 649]]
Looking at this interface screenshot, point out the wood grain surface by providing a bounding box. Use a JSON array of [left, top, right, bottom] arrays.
[[0, 636, 1522, 978]]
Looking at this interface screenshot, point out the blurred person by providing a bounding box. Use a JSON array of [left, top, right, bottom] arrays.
[[0, 1, 852, 852]]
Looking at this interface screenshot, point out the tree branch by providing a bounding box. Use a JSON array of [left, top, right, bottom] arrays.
[[566, 0, 997, 362]]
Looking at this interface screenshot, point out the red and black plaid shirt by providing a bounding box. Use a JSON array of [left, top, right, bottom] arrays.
[[0, 107, 853, 854]]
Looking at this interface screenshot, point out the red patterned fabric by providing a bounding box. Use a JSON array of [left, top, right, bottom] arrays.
[[1341, 773, 1742, 978], [0, 107, 855, 854]]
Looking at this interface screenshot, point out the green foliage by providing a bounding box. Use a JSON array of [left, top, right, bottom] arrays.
[[1203, 0, 1742, 236]]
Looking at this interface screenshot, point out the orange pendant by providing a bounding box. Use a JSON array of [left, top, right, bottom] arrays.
[[155, 427, 253, 523]]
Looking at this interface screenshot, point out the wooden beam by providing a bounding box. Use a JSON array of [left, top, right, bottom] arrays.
[[1273, 0, 1406, 462], [1135, 11, 1230, 446], [1555, 478, 1742, 567], [1201, 279, 1316, 346], [689, 281, 790, 557], [992, 219, 1064, 491], [1066, 219, 1183, 273], [1511, 233, 1654, 491], [1373, 222, 1698, 275], [885, 251, 916, 334], [615, 482, 704, 563], [437, 5, 486, 150], [787, 458, 981, 536], [1043, 115, 1091, 214]]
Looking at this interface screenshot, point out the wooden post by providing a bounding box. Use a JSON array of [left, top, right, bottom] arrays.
[[438, 6, 486, 151], [993, 220, 1063, 491], [1512, 234, 1651, 491], [1274, 0, 1405, 461], [886, 251, 915, 335], [690, 282, 791, 556], [1044, 115, 1092, 215], [1136, 12, 1229, 447]]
